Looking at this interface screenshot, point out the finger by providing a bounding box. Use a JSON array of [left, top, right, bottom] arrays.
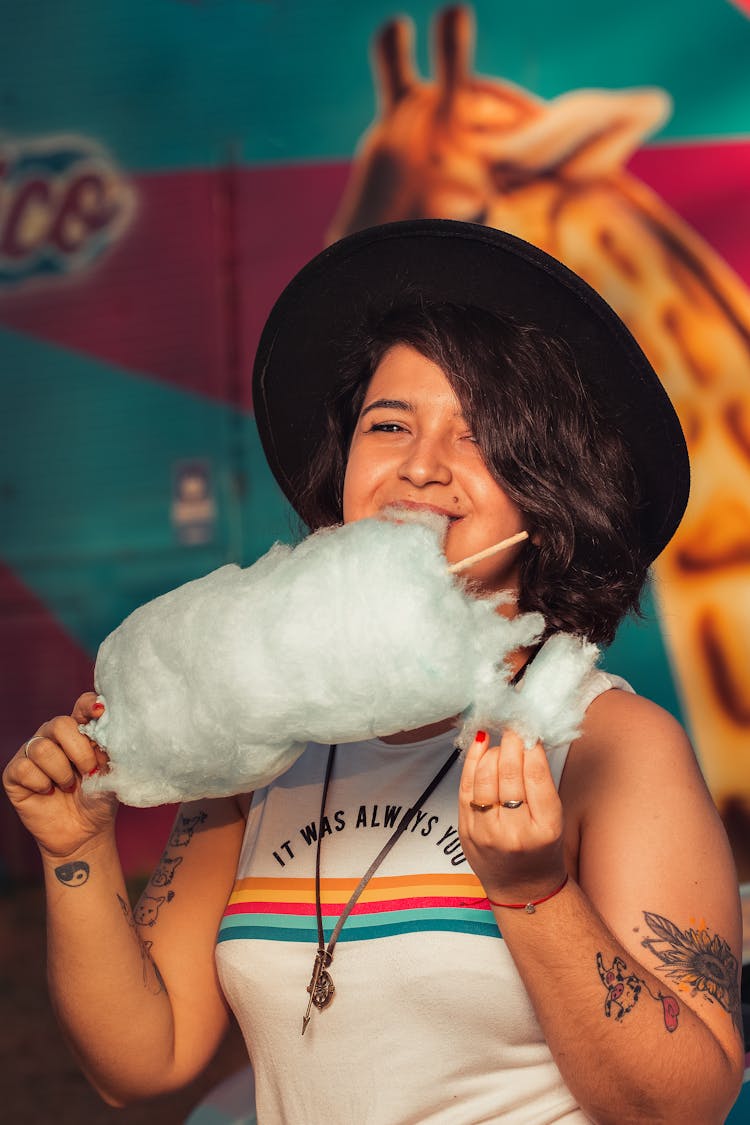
[[22, 734, 81, 791], [72, 696, 111, 774], [496, 730, 526, 809], [89, 743, 111, 774], [72, 692, 104, 725], [33, 715, 101, 784], [459, 730, 490, 802], [522, 741, 562, 826], [473, 743, 501, 808], [3, 752, 56, 797]]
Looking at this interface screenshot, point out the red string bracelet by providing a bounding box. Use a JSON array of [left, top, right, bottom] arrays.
[[488, 873, 569, 914]]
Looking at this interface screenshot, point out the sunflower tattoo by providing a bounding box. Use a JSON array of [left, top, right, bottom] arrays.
[[641, 912, 742, 1035]]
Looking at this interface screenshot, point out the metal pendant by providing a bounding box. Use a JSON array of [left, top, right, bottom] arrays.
[[309, 966, 335, 1010], [302, 948, 335, 1034]]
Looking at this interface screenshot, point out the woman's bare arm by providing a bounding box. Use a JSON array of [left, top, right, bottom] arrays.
[[458, 690, 744, 1125], [3, 694, 248, 1105], [44, 795, 245, 1105]]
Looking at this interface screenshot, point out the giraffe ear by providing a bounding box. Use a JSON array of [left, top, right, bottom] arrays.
[[433, 4, 475, 109], [373, 17, 419, 114], [495, 88, 672, 178]]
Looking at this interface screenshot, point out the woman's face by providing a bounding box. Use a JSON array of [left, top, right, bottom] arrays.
[[342, 343, 528, 595]]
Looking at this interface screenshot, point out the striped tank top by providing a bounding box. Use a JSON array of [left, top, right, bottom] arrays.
[[216, 671, 630, 1123]]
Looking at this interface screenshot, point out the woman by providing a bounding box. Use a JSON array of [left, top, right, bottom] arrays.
[[4, 220, 744, 1123]]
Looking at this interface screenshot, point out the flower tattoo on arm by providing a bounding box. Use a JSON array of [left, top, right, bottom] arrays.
[[640, 911, 742, 1036]]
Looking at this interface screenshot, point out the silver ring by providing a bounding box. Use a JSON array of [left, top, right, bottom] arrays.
[[23, 736, 45, 759], [501, 799, 525, 809]]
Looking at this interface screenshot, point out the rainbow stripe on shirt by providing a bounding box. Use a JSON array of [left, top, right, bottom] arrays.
[[217, 873, 502, 944]]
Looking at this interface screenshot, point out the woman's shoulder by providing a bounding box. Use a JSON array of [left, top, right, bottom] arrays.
[[563, 679, 702, 804], [582, 678, 687, 742]]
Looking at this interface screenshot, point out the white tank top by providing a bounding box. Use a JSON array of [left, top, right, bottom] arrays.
[[216, 671, 631, 1124]]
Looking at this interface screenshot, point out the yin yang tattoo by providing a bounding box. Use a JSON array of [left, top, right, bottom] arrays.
[[54, 861, 90, 887]]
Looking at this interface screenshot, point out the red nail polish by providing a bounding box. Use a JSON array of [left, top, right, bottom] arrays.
[[44, 786, 56, 796], [61, 779, 77, 793], [476, 730, 487, 743], [92, 702, 105, 714], [86, 766, 100, 777]]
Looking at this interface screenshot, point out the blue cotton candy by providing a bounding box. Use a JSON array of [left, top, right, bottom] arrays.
[[81, 516, 598, 806]]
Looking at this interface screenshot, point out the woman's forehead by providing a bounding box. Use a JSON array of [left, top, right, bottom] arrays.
[[365, 342, 458, 401]]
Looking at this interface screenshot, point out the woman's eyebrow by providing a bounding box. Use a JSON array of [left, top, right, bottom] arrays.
[[359, 398, 414, 418]]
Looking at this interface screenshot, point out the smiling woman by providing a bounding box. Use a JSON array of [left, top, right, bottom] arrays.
[[342, 343, 528, 591], [298, 301, 645, 643], [4, 219, 744, 1125]]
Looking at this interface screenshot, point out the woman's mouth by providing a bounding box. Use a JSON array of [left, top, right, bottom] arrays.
[[379, 503, 460, 537], [386, 500, 463, 523]]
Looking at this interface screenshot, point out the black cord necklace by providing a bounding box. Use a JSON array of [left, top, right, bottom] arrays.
[[300, 650, 539, 1035], [301, 741, 460, 1035]]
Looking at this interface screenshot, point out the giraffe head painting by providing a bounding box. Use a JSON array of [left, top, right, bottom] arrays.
[[329, 4, 750, 875]]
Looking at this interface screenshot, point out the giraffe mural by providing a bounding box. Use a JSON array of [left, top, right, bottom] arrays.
[[328, 4, 750, 873]]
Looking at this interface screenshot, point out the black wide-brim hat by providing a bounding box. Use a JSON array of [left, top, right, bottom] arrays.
[[253, 219, 689, 563]]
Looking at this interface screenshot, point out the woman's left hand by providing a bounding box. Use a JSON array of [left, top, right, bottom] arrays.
[[458, 730, 568, 905]]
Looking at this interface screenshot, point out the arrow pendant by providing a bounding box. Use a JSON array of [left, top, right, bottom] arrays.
[[301, 948, 335, 1035]]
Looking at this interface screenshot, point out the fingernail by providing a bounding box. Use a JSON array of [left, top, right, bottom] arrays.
[[61, 779, 78, 793], [92, 702, 105, 715], [476, 730, 487, 743], [86, 766, 100, 777], [44, 786, 56, 796]]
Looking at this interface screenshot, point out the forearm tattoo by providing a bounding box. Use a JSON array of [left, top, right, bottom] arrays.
[[117, 893, 167, 995], [597, 952, 680, 1032], [640, 911, 742, 1036], [134, 889, 175, 926], [168, 810, 207, 848], [121, 806, 209, 991], [596, 910, 742, 1037], [134, 808, 208, 923], [54, 861, 89, 887]]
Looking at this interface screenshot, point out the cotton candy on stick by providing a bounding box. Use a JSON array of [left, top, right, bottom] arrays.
[[82, 512, 598, 807]]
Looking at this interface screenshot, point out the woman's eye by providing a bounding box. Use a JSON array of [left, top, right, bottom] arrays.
[[368, 422, 406, 433]]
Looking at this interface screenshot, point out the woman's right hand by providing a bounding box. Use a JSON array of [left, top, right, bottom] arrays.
[[2, 692, 118, 859]]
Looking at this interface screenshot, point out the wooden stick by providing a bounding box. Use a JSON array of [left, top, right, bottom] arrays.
[[447, 530, 529, 574]]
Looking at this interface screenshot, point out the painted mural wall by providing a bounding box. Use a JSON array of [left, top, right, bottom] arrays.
[[1, 0, 750, 889]]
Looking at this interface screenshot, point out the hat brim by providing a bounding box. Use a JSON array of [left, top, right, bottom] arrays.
[[253, 219, 689, 563]]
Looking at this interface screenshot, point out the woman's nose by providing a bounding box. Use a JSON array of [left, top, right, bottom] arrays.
[[397, 438, 452, 487]]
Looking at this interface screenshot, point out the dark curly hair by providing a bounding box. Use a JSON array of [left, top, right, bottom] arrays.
[[295, 301, 648, 645]]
